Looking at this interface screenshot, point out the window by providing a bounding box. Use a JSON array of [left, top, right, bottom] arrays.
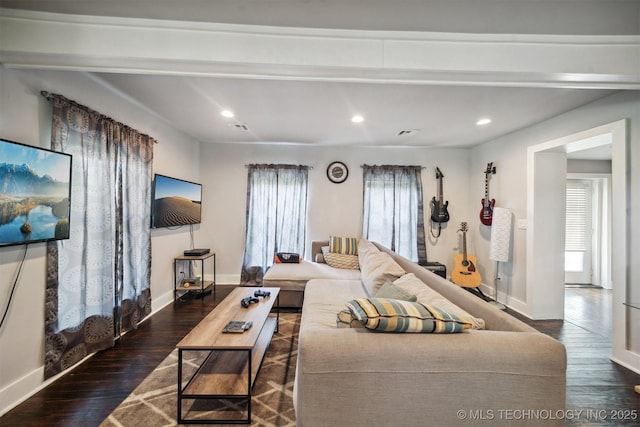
[[241, 164, 309, 283], [362, 165, 427, 263], [565, 179, 592, 278]]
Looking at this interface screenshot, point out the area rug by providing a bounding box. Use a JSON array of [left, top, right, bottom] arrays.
[[100, 312, 300, 427]]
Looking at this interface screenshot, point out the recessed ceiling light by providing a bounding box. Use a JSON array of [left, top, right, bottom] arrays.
[[221, 110, 235, 118], [476, 118, 492, 126], [351, 115, 364, 123]]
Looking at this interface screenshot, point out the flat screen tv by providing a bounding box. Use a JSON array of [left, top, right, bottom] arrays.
[[0, 138, 72, 247], [151, 174, 202, 228]]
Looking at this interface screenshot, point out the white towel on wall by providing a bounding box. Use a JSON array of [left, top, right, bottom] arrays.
[[490, 207, 512, 262]]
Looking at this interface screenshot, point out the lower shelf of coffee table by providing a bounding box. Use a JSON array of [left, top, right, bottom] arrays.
[[181, 317, 277, 397], [178, 315, 278, 424]]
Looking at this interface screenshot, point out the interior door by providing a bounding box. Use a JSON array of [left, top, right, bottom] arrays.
[[565, 179, 593, 285]]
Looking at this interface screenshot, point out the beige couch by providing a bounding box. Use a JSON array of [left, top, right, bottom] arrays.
[[263, 241, 359, 307], [293, 239, 567, 427]]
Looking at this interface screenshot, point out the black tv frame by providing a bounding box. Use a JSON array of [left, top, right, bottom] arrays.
[[151, 174, 202, 229], [0, 138, 73, 247]]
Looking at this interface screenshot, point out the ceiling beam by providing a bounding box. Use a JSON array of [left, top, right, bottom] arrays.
[[1, 8, 639, 89]]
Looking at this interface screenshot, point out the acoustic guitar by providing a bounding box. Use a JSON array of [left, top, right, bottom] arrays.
[[480, 162, 496, 226], [430, 167, 450, 223], [451, 222, 482, 288]]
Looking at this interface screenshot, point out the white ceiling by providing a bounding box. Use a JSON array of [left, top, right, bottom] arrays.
[[1, 1, 636, 159], [91, 73, 616, 148]]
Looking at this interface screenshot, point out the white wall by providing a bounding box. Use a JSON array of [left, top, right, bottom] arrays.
[[0, 66, 200, 415], [567, 159, 612, 174], [198, 143, 472, 282]]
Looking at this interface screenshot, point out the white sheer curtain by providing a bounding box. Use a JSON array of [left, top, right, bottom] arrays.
[[362, 165, 427, 263], [44, 94, 154, 378], [241, 164, 308, 284]]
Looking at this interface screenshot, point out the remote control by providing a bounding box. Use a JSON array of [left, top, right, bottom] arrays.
[[223, 320, 253, 333], [254, 289, 271, 298], [241, 296, 260, 308]]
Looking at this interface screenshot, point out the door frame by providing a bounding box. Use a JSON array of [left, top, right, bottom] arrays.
[[526, 119, 634, 369]]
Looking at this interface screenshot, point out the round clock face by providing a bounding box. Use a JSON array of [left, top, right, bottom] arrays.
[[327, 161, 349, 184]]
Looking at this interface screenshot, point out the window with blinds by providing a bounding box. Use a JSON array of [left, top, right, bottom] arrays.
[[565, 180, 590, 252]]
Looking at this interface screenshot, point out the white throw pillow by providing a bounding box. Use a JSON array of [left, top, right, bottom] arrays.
[[360, 251, 405, 296]]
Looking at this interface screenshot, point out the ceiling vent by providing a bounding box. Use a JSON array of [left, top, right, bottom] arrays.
[[397, 129, 420, 137], [229, 123, 249, 131]]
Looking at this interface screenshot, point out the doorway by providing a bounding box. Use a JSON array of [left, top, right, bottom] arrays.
[[526, 119, 627, 365]]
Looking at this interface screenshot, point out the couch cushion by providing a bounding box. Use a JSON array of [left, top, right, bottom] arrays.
[[375, 280, 417, 301], [393, 273, 485, 330], [301, 279, 367, 334], [359, 251, 405, 296], [264, 261, 361, 283], [322, 246, 360, 270], [357, 237, 380, 260], [329, 236, 359, 255], [346, 298, 472, 333]]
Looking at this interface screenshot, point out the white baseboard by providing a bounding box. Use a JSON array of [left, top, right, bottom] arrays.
[[0, 366, 43, 416], [0, 353, 94, 417], [611, 350, 640, 376], [479, 282, 529, 317]]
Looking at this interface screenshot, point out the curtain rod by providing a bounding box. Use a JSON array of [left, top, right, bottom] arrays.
[[40, 91, 159, 144], [361, 164, 426, 169], [245, 164, 313, 169]]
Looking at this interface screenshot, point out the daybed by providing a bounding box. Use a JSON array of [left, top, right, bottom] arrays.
[[292, 238, 567, 427]]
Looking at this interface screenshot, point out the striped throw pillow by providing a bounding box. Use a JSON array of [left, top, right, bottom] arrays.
[[329, 236, 358, 255], [346, 298, 472, 333], [322, 247, 360, 270]]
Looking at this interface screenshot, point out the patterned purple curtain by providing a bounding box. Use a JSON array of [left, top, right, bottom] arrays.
[[44, 94, 154, 378]]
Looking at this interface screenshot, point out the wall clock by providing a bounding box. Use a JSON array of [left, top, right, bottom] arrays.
[[326, 161, 349, 184]]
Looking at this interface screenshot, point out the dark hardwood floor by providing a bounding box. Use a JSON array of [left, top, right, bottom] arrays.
[[1, 286, 639, 426]]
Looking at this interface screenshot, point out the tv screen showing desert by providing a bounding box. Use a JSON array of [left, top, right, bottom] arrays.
[[152, 175, 202, 228], [0, 139, 72, 246]]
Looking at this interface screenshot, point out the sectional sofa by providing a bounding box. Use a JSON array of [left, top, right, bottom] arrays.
[[263, 241, 360, 307], [277, 238, 567, 427]]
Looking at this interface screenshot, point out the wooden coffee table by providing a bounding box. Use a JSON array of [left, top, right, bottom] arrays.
[[176, 287, 280, 424]]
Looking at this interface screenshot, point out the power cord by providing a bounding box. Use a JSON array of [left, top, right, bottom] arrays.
[[0, 244, 29, 330]]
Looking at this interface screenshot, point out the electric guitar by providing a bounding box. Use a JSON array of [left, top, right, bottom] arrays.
[[452, 222, 482, 288], [480, 162, 496, 226], [430, 167, 450, 223]]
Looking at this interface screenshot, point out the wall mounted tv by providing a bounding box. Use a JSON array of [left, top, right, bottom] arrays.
[[0, 138, 72, 247], [151, 174, 202, 228]]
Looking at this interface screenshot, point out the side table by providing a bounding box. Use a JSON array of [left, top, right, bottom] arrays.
[[174, 252, 216, 301]]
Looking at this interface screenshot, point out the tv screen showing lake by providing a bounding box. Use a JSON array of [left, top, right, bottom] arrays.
[[0, 138, 72, 246], [0, 205, 62, 244]]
